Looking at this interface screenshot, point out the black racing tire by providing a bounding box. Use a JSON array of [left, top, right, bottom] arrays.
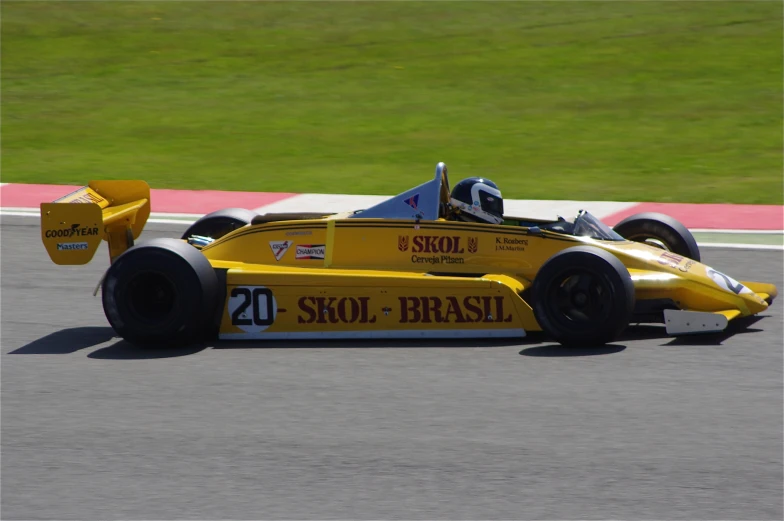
[[613, 212, 700, 261], [102, 238, 219, 348], [180, 208, 257, 240], [532, 246, 635, 347]]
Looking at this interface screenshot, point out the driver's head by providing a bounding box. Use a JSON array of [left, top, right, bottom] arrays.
[[450, 177, 504, 224]]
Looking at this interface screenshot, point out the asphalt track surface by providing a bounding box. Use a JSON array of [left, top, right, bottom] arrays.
[[2, 217, 782, 520]]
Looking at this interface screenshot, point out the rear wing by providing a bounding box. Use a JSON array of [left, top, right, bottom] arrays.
[[40, 181, 151, 265]]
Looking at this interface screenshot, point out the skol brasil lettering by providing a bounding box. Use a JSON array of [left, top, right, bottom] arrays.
[[298, 296, 377, 324], [412, 236, 464, 254], [398, 296, 513, 323], [658, 251, 694, 272], [658, 252, 684, 265]]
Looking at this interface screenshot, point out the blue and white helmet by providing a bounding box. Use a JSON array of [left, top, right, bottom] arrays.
[[450, 177, 504, 224]]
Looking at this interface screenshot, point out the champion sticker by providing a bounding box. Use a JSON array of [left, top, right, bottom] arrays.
[[269, 240, 292, 261], [295, 244, 326, 260]]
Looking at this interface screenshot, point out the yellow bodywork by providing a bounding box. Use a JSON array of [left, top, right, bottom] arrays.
[[196, 216, 773, 338]]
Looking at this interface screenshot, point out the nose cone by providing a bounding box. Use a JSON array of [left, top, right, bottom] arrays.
[[743, 291, 770, 314]]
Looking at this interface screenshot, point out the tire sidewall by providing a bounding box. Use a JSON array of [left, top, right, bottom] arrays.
[[532, 246, 634, 346], [102, 239, 218, 347], [181, 208, 257, 240], [613, 212, 700, 261]]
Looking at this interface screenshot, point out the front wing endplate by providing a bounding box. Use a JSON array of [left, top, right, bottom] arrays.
[[664, 309, 730, 336]]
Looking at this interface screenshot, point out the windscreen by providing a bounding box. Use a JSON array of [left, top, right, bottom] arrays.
[[572, 211, 626, 241]]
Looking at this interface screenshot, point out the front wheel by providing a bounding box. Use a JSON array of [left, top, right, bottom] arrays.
[[532, 246, 635, 347], [613, 212, 700, 261], [102, 238, 220, 347]]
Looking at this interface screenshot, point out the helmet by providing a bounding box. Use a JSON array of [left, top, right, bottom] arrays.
[[450, 177, 504, 224]]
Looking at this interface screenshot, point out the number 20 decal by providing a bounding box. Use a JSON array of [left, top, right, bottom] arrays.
[[706, 268, 751, 295], [228, 286, 278, 332]]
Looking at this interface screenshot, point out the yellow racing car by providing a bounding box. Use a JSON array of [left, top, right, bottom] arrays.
[[40, 162, 777, 347]]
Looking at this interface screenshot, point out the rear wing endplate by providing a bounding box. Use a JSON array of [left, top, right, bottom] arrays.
[[40, 181, 151, 265]]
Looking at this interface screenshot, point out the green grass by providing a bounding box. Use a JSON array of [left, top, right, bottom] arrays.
[[2, 1, 782, 203]]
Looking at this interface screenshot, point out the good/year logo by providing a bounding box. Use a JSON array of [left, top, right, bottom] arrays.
[[44, 223, 99, 238]]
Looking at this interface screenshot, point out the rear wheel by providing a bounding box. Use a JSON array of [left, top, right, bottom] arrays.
[[102, 238, 219, 347], [181, 208, 257, 241], [532, 246, 635, 346], [613, 212, 700, 261]]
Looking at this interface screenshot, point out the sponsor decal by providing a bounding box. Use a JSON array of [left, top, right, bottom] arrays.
[[411, 235, 464, 254], [285, 230, 313, 236], [658, 252, 694, 272], [56, 242, 88, 251], [411, 254, 464, 265], [229, 286, 277, 332], [706, 268, 752, 295], [404, 193, 420, 210], [69, 192, 106, 205], [56, 187, 108, 205], [399, 296, 513, 324], [268, 240, 292, 261], [298, 296, 377, 324], [44, 224, 99, 238], [295, 244, 326, 260], [468, 236, 478, 253], [295, 295, 515, 326], [398, 235, 479, 254], [495, 237, 527, 252]]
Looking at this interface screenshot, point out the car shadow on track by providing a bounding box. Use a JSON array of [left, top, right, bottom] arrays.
[[9, 326, 118, 355], [88, 337, 520, 359], [211, 338, 524, 350], [519, 344, 627, 357], [615, 316, 767, 347], [518, 316, 771, 356], [663, 318, 767, 346], [8, 327, 209, 359], [87, 341, 208, 359], [10, 315, 771, 360]]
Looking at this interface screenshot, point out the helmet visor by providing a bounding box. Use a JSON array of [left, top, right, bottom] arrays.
[[478, 189, 504, 217]]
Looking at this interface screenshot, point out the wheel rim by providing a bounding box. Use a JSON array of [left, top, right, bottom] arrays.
[[544, 268, 614, 329], [126, 271, 177, 324], [625, 233, 670, 251]]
